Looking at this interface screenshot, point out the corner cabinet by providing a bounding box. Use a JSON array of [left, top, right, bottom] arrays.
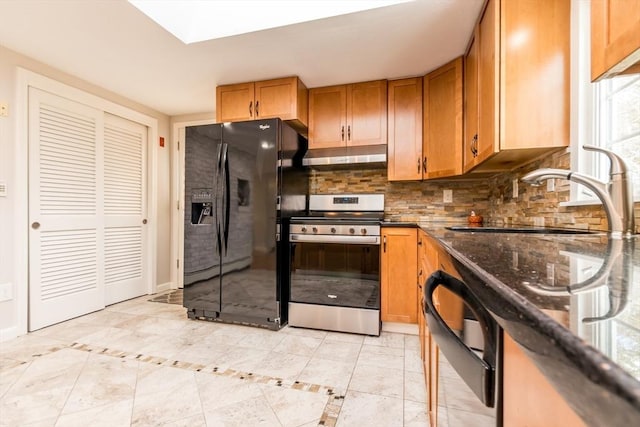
[[591, 0, 640, 81], [308, 80, 387, 149], [387, 77, 423, 181], [463, 0, 570, 173], [216, 76, 308, 131], [380, 227, 417, 323], [423, 57, 464, 179]]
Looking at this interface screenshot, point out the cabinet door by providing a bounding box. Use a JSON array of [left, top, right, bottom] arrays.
[[308, 85, 347, 149], [254, 77, 308, 126], [475, 0, 499, 166], [387, 78, 423, 181], [463, 33, 479, 173], [424, 57, 463, 179], [347, 80, 388, 146], [501, 0, 570, 151], [503, 333, 586, 427], [380, 227, 417, 323], [591, 0, 640, 81], [216, 82, 255, 122]]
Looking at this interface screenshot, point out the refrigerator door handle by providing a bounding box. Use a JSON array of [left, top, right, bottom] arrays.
[[215, 142, 223, 257], [222, 143, 230, 255]]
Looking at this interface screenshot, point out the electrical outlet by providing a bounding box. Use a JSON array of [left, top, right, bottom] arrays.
[[547, 178, 555, 192], [0, 102, 8, 117], [0, 283, 12, 302], [512, 179, 519, 198], [443, 189, 453, 203]]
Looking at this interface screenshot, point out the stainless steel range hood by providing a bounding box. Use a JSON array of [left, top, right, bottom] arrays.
[[302, 144, 386, 166]]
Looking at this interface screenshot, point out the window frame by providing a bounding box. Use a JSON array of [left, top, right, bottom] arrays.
[[565, 0, 640, 206]]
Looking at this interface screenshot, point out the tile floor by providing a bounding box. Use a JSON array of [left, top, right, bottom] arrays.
[[0, 292, 491, 426]]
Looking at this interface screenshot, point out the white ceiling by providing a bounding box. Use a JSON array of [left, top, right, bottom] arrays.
[[0, 0, 484, 117]]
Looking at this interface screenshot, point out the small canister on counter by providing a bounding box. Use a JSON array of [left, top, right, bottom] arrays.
[[468, 211, 483, 226]]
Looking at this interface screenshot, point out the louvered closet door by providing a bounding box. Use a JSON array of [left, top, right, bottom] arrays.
[[103, 113, 147, 305], [28, 88, 105, 330]]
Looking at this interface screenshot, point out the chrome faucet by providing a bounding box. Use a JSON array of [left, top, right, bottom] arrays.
[[521, 145, 635, 238]]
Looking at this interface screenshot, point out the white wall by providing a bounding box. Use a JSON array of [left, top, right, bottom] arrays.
[[0, 44, 173, 338]]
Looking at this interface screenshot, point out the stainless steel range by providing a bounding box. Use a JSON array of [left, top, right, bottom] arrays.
[[288, 194, 384, 336]]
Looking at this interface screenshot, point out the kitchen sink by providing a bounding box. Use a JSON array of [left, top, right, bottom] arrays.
[[445, 226, 595, 234]]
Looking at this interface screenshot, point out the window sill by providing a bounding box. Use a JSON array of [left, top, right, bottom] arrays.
[[560, 199, 602, 208]]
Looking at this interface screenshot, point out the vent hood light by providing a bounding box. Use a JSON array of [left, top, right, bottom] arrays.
[[128, 0, 412, 44]]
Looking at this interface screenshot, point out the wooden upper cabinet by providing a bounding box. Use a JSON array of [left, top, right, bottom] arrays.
[[308, 85, 347, 149], [387, 77, 423, 181], [216, 82, 255, 123], [254, 77, 308, 125], [216, 76, 308, 131], [380, 227, 418, 324], [463, 0, 570, 173], [308, 80, 387, 149], [591, 0, 640, 81], [424, 57, 463, 179], [464, 34, 479, 173], [347, 80, 388, 146]]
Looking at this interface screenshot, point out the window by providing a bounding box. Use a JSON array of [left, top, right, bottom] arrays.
[[569, 0, 640, 203], [593, 75, 640, 200]]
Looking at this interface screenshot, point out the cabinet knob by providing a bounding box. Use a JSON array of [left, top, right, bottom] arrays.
[[312, 227, 318, 233], [417, 158, 421, 173], [255, 101, 259, 117], [249, 101, 253, 117], [341, 126, 345, 141]]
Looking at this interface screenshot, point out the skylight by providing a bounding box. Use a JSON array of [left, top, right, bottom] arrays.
[[128, 0, 411, 44]]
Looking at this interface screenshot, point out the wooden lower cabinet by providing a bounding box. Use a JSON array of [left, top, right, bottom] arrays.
[[503, 333, 585, 427], [380, 227, 418, 323]]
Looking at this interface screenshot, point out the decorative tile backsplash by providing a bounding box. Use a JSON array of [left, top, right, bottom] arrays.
[[309, 167, 491, 223], [308, 148, 640, 233]]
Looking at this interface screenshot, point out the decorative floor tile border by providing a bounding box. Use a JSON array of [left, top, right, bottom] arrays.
[[63, 342, 345, 425]]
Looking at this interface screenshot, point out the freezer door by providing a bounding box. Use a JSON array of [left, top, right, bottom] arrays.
[[218, 120, 281, 326], [183, 124, 223, 315]]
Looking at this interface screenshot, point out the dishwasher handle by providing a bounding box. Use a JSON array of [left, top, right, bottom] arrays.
[[424, 270, 496, 407]]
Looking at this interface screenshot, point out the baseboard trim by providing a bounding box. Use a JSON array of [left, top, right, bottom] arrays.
[[155, 282, 174, 293], [382, 322, 418, 335], [0, 326, 18, 342]]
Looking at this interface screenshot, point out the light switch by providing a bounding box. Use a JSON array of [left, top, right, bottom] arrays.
[[0, 181, 6, 197], [443, 189, 453, 203]]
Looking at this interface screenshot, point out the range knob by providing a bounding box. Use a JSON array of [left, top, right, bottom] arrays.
[[331, 227, 337, 234], [301, 227, 307, 233], [312, 227, 318, 233], [349, 227, 355, 235], [361, 228, 367, 235]]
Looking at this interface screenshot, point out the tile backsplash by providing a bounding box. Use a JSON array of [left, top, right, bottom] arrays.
[[308, 148, 640, 233], [309, 167, 491, 223]]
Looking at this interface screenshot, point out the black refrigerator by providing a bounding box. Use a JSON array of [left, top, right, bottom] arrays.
[[183, 118, 308, 330]]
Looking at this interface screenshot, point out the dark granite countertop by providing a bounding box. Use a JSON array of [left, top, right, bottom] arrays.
[[383, 221, 640, 425]]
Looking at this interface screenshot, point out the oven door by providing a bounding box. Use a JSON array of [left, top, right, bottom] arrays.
[[289, 234, 381, 335], [289, 235, 380, 310]]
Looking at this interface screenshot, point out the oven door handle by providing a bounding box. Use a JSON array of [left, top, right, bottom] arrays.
[[290, 234, 380, 245], [424, 270, 496, 408]]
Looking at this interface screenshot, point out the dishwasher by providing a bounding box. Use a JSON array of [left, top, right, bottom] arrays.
[[424, 265, 501, 426]]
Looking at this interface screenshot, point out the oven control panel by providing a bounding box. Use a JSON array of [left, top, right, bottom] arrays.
[[290, 223, 380, 237]]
